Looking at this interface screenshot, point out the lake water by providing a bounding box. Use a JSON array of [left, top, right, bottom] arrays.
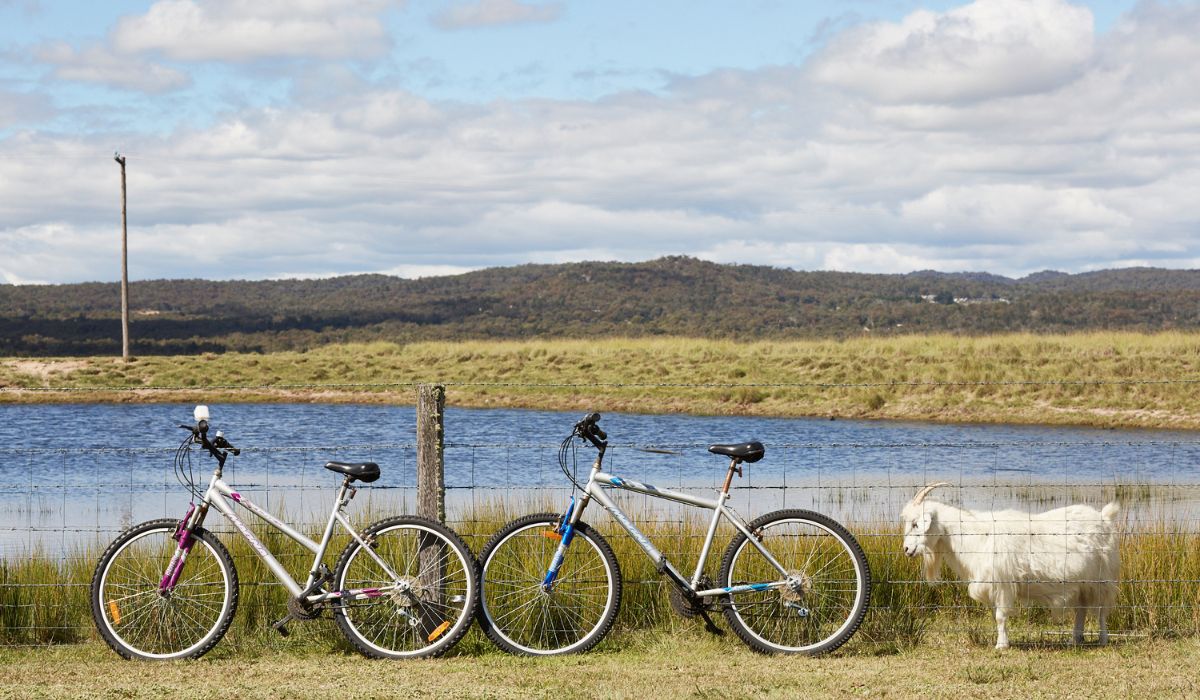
[[3, 403, 1199, 555]]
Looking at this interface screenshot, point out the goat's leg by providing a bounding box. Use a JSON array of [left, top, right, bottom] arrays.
[[1073, 606, 1086, 644], [994, 606, 1010, 650], [1098, 606, 1109, 646]]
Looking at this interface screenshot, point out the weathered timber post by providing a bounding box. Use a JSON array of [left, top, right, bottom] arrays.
[[416, 384, 446, 626], [416, 383, 446, 523]]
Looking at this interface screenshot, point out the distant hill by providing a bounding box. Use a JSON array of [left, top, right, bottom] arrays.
[[3, 257, 1200, 355]]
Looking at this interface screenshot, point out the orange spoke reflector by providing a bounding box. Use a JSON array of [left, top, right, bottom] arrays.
[[541, 530, 562, 540], [427, 621, 451, 642], [108, 601, 121, 625]]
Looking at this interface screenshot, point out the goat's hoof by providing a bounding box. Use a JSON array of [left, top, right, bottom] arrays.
[[994, 643, 1010, 651]]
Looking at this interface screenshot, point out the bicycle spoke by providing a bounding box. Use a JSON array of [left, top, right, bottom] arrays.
[[94, 523, 234, 659], [722, 514, 867, 655]]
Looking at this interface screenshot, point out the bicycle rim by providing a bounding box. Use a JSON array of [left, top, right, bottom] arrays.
[[335, 521, 475, 658], [722, 514, 868, 654], [95, 524, 234, 659], [481, 518, 618, 655]]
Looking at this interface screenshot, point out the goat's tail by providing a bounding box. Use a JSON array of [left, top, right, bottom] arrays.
[[1101, 501, 1120, 521]]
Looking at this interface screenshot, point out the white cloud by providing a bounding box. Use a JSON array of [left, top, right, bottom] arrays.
[[377, 264, 478, 278], [822, 244, 968, 274], [5, 0, 1200, 283], [900, 184, 1133, 237], [36, 42, 190, 93], [111, 0, 400, 62], [809, 0, 1095, 103], [432, 0, 563, 30], [0, 88, 53, 125]]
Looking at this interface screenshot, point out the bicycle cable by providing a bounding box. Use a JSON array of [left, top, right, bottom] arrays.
[[172, 432, 202, 502], [557, 433, 587, 493]]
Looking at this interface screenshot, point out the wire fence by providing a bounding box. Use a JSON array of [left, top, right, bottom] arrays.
[[3, 420, 1200, 649]]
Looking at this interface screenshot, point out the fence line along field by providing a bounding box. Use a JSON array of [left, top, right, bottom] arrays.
[[3, 486, 1200, 650]]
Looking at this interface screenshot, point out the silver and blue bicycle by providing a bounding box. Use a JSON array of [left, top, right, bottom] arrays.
[[90, 406, 477, 660], [477, 413, 871, 656]]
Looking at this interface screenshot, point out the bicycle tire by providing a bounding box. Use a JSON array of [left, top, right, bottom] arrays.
[[719, 509, 870, 655], [477, 512, 621, 656], [333, 515, 477, 659], [91, 518, 238, 660]]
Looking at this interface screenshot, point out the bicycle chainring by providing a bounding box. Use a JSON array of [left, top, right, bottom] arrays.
[[669, 576, 716, 619], [286, 595, 322, 620]]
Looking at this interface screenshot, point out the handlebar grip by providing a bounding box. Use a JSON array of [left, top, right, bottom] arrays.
[[573, 412, 607, 447], [213, 434, 240, 456], [584, 413, 606, 440]]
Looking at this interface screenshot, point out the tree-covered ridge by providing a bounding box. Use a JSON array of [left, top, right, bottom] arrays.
[[3, 257, 1200, 355]]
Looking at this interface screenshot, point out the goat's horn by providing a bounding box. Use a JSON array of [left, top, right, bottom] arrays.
[[909, 482, 952, 506]]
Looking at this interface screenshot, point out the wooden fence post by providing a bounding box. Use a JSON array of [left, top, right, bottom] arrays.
[[416, 383, 446, 626], [416, 383, 446, 523]]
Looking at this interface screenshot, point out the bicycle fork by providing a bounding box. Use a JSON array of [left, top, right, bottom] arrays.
[[541, 496, 580, 591], [158, 502, 207, 595]]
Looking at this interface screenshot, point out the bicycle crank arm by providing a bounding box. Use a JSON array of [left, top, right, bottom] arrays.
[[271, 615, 292, 637]]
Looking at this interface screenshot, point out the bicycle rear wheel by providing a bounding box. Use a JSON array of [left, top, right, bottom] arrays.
[[333, 516, 477, 659], [477, 513, 621, 656], [719, 509, 870, 655], [91, 518, 238, 660]]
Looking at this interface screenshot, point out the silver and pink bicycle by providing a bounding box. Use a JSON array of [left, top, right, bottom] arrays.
[[89, 406, 477, 660]]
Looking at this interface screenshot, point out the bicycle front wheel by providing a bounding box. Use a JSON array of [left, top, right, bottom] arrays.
[[719, 509, 870, 655], [478, 513, 621, 656], [91, 518, 238, 660], [333, 516, 477, 659]]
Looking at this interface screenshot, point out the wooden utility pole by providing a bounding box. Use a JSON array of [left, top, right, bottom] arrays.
[[114, 152, 130, 361]]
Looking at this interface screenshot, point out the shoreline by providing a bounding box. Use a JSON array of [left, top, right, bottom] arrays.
[[4, 332, 1200, 430]]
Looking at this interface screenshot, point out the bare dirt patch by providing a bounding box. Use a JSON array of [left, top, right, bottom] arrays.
[[6, 360, 88, 382]]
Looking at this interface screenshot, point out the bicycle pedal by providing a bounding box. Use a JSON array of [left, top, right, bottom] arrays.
[[271, 615, 294, 637]]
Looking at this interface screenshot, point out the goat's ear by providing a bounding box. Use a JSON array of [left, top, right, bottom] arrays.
[[919, 511, 934, 530]]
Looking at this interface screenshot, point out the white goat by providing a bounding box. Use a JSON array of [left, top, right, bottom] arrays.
[[900, 483, 1120, 649]]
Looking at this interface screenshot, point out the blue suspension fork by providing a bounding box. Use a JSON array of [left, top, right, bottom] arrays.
[[541, 496, 579, 591]]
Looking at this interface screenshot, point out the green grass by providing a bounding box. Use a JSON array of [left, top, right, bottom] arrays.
[[1, 629, 1198, 699], [4, 504, 1198, 651], [4, 333, 1200, 429]]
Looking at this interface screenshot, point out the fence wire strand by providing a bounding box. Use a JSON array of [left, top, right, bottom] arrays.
[[3, 398, 1200, 648]]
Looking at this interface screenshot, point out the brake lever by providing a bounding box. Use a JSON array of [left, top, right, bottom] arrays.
[[212, 435, 241, 456]]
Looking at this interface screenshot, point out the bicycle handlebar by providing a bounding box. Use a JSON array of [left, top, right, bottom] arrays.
[[573, 412, 607, 448], [180, 410, 240, 465]]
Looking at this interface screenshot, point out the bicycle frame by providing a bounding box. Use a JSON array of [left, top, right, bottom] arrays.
[[160, 463, 407, 607], [546, 451, 795, 599]]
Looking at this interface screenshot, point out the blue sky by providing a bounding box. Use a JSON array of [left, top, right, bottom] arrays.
[[2, 0, 1198, 283]]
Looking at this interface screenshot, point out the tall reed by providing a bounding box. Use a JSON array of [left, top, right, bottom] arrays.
[[2, 502, 1197, 651]]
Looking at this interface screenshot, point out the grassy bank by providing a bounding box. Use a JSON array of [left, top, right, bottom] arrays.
[[3, 332, 1200, 429], [5, 505, 1198, 649], [2, 633, 1198, 699]]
